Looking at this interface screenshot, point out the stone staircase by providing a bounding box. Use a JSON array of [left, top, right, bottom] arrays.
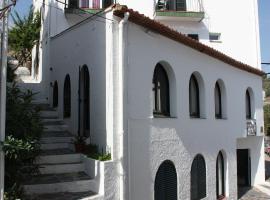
[[23, 104, 102, 200]]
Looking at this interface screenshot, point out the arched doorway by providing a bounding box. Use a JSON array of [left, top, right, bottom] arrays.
[[53, 81, 58, 108], [79, 65, 90, 137], [154, 160, 177, 200]]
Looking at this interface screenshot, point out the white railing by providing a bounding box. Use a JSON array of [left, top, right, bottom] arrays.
[[156, 0, 204, 12], [246, 119, 256, 136]]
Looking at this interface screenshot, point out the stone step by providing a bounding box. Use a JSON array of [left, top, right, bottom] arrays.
[[44, 124, 68, 132], [23, 191, 101, 200], [40, 111, 58, 119], [40, 131, 74, 144], [23, 172, 95, 194], [40, 136, 74, 144], [40, 142, 71, 150], [38, 151, 81, 165], [42, 120, 65, 126], [39, 162, 85, 174]]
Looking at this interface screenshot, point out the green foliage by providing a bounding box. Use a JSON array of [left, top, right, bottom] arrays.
[[8, 6, 41, 71], [263, 75, 270, 97], [4, 84, 43, 199], [264, 104, 270, 136], [85, 144, 111, 161]]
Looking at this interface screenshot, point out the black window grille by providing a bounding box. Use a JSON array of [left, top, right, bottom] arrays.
[[154, 160, 177, 200], [153, 64, 170, 117], [191, 154, 206, 200]]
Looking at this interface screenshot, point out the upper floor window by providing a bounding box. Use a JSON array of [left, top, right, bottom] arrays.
[[153, 63, 170, 117], [191, 154, 206, 200], [189, 74, 200, 118], [246, 90, 252, 119], [63, 74, 71, 118], [155, 160, 177, 200], [157, 0, 186, 11], [215, 82, 222, 119], [188, 34, 199, 41]]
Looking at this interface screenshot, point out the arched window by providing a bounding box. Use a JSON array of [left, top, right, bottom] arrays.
[[216, 152, 225, 199], [153, 64, 170, 117], [53, 81, 58, 108], [191, 154, 206, 200], [154, 160, 177, 200], [189, 74, 200, 117], [63, 75, 71, 118], [215, 82, 222, 118], [246, 90, 251, 119]]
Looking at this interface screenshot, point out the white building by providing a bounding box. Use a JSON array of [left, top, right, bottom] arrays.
[[20, 0, 265, 199]]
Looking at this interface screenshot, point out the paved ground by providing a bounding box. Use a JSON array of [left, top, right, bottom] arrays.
[[238, 154, 270, 199]]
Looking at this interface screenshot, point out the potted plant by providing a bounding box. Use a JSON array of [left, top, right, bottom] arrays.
[[73, 135, 86, 153]]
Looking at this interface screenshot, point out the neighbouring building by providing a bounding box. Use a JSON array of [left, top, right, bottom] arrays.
[[20, 0, 265, 199]]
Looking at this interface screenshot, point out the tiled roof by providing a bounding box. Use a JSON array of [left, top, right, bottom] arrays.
[[113, 5, 265, 76]]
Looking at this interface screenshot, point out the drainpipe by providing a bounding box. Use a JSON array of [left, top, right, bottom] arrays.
[[117, 12, 129, 200], [0, 1, 8, 199]]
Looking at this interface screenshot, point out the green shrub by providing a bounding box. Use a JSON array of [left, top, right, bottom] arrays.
[[3, 84, 43, 199], [85, 144, 111, 161]]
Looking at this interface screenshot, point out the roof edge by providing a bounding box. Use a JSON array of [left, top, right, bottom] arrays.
[[113, 5, 265, 77]]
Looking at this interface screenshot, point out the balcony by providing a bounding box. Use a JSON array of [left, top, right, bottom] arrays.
[[246, 119, 257, 136], [64, 0, 113, 15], [154, 0, 205, 22]]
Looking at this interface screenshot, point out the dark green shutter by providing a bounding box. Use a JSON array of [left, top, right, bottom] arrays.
[[155, 161, 177, 200], [176, 0, 186, 11]]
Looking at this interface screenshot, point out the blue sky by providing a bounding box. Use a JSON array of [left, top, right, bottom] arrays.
[[10, 0, 270, 72]]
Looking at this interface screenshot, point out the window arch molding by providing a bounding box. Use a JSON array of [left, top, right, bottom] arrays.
[[63, 74, 71, 118], [154, 160, 178, 200], [245, 87, 255, 119], [152, 61, 177, 117], [214, 79, 227, 119], [189, 72, 205, 118], [190, 154, 207, 200]]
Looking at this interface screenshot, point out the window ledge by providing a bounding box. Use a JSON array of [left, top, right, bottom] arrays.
[[190, 116, 206, 119], [153, 115, 177, 119], [215, 117, 227, 120], [210, 40, 222, 43]]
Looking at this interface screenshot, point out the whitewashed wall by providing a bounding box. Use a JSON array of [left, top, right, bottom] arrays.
[[124, 21, 264, 200], [50, 15, 114, 153]]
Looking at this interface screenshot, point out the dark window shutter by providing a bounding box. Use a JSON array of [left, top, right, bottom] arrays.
[[246, 90, 251, 119], [176, 0, 186, 11], [215, 82, 222, 118], [189, 74, 200, 117], [155, 161, 177, 200], [64, 75, 71, 118], [53, 81, 58, 108], [191, 155, 206, 200]]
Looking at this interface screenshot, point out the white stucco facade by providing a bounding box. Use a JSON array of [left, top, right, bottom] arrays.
[[20, 0, 266, 199]]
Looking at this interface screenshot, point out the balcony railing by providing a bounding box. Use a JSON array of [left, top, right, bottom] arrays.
[[155, 0, 205, 21], [246, 119, 257, 136], [65, 0, 113, 12]]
